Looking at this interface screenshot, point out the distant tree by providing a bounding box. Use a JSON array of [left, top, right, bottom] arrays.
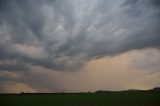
[[21, 91, 24, 94]]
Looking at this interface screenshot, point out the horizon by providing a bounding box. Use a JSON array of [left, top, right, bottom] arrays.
[[1, 87, 160, 94], [0, 0, 160, 93]]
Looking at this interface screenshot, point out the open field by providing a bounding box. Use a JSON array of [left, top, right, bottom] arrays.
[[0, 90, 160, 106]]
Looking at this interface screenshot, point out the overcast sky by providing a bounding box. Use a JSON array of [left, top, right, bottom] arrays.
[[0, 0, 160, 93]]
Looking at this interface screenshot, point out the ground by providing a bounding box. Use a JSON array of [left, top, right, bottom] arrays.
[[0, 90, 160, 106]]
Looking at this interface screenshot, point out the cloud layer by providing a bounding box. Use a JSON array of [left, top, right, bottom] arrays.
[[0, 0, 160, 71]]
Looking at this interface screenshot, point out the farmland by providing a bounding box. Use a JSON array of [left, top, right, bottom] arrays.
[[0, 89, 160, 106]]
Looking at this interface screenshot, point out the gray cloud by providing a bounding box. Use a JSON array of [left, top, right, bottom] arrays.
[[0, 0, 160, 72]]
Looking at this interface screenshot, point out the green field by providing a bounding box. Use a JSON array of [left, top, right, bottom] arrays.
[[0, 90, 160, 106]]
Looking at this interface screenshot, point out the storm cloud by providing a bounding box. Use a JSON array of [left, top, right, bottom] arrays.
[[0, 0, 160, 72]]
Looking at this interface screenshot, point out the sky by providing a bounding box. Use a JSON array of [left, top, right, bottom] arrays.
[[0, 0, 160, 93]]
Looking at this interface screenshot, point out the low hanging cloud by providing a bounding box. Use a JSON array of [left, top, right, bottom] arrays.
[[1, 48, 160, 93], [0, 0, 160, 71]]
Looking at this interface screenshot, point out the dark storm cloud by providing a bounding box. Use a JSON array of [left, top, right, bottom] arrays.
[[151, 0, 160, 7], [122, 0, 138, 6], [0, 0, 160, 72], [0, 62, 30, 71]]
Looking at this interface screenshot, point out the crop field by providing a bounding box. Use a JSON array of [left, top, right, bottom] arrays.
[[0, 91, 160, 106]]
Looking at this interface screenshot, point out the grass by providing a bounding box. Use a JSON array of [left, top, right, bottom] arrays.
[[0, 90, 160, 106]]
